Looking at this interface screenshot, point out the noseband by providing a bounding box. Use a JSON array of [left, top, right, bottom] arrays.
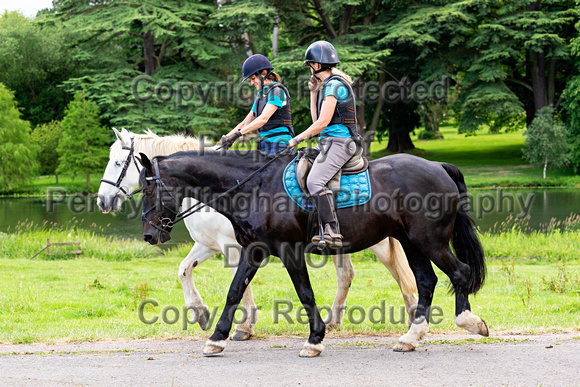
[[100, 138, 143, 198]]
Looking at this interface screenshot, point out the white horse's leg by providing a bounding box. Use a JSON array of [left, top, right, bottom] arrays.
[[327, 253, 355, 329], [222, 242, 259, 341], [180, 206, 259, 340], [179, 243, 219, 330], [369, 237, 418, 326], [393, 318, 429, 352]]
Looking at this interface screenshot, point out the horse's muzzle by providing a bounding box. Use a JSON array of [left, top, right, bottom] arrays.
[[143, 232, 158, 245], [143, 229, 172, 245]]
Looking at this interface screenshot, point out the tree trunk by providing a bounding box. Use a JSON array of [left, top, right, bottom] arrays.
[[386, 131, 415, 152], [370, 72, 386, 134], [527, 1, 546, 115], [547, 58, 556, 107], [353, 75, 369, 154], [524, 60, 536, 126], [357, 100, 368, 155], [363, 0, 380, 26], [242, 32, 253, 56], [386, 102, 418, 152], [272, 16, 280, 56], [340, 5, 354, 36], [55, 173, 59, 185], [143, 30, 156, 76], [529, 50, 547, 112], [86, 169, 90, 188], [543, 157, 547, 179], [312, 0, 338, 39]]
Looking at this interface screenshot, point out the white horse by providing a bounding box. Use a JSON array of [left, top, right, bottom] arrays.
[[97, 128, 418, 339]]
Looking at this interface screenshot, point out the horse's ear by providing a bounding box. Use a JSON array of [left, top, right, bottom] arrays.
[[113, 128, 126, 145], [138, 153, 153, 172]]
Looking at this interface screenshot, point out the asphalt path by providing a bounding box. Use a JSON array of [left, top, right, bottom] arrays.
[[1, 332, 579, 386]]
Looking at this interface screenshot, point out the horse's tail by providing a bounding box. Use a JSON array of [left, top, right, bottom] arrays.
[[387, 237, 418, 296], [441, 163, 486, 294], [370, 237, 417, 296]]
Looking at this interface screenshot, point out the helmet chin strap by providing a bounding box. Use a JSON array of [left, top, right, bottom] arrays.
[[309, 63, 324, 81], [257, 70, 273, 93]]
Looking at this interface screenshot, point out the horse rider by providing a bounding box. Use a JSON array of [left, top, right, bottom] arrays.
[[287, 41, 361, 249], [219, 54, 294, 154]]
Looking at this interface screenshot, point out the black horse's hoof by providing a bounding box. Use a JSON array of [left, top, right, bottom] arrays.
[[480, 319, 490, 337]]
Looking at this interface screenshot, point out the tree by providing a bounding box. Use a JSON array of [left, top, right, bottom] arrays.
[[57, 91, 109, 187], [0, 83, 38, 192], [0, 11, 76, 127], [46, 0, 231, 135], [563, 13, 580, 173], [215, 0, 391, 149], [379, 0, 579, 138], [522, 106, 570, 179], [458, 1, 578, 132], [31, 121, 63, 183]]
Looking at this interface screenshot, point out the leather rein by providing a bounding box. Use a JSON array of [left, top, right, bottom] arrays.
[[142, 148, 291, 232]]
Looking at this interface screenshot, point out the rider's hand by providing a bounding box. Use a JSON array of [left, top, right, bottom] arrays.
[[308, 76, 321, 92], [287, 136, 302, 150], [218, 130, 242, 149]]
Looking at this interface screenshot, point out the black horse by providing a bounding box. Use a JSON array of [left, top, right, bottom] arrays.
[[138, 150, 488, 357]]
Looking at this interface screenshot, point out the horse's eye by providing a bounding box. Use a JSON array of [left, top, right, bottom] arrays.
[[115, 161, 122, 167], [144, 190, 154, 197]]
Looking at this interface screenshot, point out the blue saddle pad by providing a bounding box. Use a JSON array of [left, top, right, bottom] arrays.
[[283, 156, 372, 211]]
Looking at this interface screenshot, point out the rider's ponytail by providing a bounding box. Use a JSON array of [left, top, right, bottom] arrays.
[[331, 68, 353, 84], [267, 71, 281, 83]]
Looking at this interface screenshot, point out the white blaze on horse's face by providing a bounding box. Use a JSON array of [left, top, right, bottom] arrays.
[[97, 129, 140, 213]]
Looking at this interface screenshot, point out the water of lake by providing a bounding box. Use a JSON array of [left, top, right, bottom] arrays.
[[1, 188, 579, 248]]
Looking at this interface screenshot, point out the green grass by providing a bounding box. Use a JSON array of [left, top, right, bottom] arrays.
[[370, 126, 580, 188], [5, 173, 104, 197], [1, 227, 579, 344], [0, 220, 162, 261]]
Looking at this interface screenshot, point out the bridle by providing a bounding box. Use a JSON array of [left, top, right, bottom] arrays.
[[141, 158, 183, 234], [100, 138, 143, 198], [142, 148, 291, 233]]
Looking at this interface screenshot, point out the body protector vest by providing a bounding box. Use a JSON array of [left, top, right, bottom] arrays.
[[253, 83, 295, 140], [316, 75, 360, 139]]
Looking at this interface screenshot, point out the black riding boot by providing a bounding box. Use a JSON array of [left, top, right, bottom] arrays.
[[311, 189, 343, 249]]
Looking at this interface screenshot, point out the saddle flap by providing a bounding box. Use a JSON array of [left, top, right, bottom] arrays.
[[295, 152, 313, 196]]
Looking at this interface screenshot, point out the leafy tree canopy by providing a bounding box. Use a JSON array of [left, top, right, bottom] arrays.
[[0, 83, 38, 192], [0, 11, 76, 126], [57, 91, 109, 187], [523, 105, 570, 179]]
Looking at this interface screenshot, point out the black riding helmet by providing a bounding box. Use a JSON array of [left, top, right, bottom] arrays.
[[304, 41, 339, 67], [242, 54, 274, 82]]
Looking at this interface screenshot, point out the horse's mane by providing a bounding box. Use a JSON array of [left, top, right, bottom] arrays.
[[169, 149, 290, 162], [111, 129, 211, 159]]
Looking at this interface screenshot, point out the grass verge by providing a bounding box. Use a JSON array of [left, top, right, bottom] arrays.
[[370, 126, 580, 188], [0, 228, 579, 344]]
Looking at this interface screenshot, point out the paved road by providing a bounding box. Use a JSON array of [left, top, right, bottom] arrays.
[[1, 332, 579, 386]]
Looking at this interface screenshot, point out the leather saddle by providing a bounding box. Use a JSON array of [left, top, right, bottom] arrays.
[[295, 145, 369, 196]]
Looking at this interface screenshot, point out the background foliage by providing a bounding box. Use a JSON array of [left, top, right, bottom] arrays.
[[0, 0, 579, 192]]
